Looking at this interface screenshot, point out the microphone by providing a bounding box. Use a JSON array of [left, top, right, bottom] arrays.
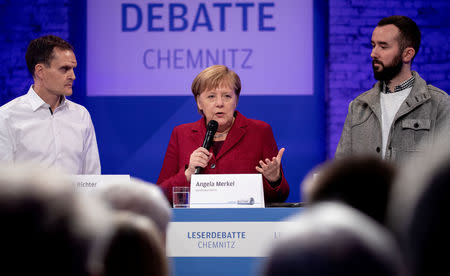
[[195, 120, 218, 174]]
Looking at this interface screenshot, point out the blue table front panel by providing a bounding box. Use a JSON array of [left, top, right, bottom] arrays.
[[169, 208, 303, 276]]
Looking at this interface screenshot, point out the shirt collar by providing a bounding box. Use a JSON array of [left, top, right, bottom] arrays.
[[59, 95, 68, 108], [26, 85, 68, 112], [382, 75, 415, 94], [26, 85, 49, 111]]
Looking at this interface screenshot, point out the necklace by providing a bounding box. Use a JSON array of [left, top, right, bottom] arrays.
[[213, 118, 234, 139], [214, 132, 228, 139]]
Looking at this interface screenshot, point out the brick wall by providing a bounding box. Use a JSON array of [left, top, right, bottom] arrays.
[[327, 0, 450, 158], [0, 0, 69, 104]]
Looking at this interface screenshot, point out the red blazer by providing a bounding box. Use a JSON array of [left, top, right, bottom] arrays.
[[157, 111, 289, 204]]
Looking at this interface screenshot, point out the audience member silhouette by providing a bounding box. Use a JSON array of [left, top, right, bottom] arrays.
[[302, 155, 396, 225], [102, 211, 169, 276], [388, 132, 450, 276], [0, 164, 112, 276], [263, 202, 406, 276], [96, 177, 172, 241]]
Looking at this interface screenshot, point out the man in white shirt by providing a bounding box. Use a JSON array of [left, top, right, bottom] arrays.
[[336, 16, 449, 163], [0, 35, 101, 174]]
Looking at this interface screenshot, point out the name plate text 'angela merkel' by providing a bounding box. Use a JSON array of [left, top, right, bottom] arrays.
[[190, 174, 264, 208]]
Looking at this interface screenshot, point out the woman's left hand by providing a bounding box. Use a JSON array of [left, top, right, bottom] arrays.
[[255, 148, 285, 182]]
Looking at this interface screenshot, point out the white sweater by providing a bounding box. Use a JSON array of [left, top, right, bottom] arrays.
[[380, 87, 411, 158]]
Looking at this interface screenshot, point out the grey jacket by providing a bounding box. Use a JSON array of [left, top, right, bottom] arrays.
[[335, 71, 449, 163]]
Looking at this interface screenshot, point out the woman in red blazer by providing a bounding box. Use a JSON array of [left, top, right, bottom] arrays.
[[157, 65, 289, 204]]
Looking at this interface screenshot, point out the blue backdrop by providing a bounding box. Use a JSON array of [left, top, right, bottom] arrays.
[[71, 0, 327, 203], [1, 0, 327, 203], [2, 1, 450, 203]]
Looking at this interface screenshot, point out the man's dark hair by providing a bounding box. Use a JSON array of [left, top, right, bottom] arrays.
[[25, 35, 74, 77], [309, 156, 396, 225], [377, 15, 421, 59]]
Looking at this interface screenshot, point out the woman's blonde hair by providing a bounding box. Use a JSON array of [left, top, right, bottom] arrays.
[[191, 65, 241, 99]]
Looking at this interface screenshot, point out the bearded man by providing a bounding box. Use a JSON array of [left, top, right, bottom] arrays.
[[335, 15, 449, 163]]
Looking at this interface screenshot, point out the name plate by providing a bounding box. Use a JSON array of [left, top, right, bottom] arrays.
[[190, 174, 264, 208], [70, 174, 131, 191], [167, 221, 297, 257]]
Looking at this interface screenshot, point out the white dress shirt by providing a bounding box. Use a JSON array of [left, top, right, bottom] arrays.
[[0, 86, 101, 174]]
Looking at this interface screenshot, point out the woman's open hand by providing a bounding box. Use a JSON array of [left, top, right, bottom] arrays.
[[256, 148, 285, 182]]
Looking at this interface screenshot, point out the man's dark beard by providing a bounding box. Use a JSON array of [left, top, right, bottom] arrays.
[[372, 53, 403, 81]]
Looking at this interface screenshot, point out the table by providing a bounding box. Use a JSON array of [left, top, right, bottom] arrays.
[[167, 208, 303, 276]]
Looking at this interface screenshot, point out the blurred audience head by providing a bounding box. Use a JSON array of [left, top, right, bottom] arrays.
[[96, 177, 172, 240], [388, 132, 450, 276], [263, 202, 406, 276], [302, 155, 396, 224], [0, 164, 112, 276], [102, 212, 169, 276]]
